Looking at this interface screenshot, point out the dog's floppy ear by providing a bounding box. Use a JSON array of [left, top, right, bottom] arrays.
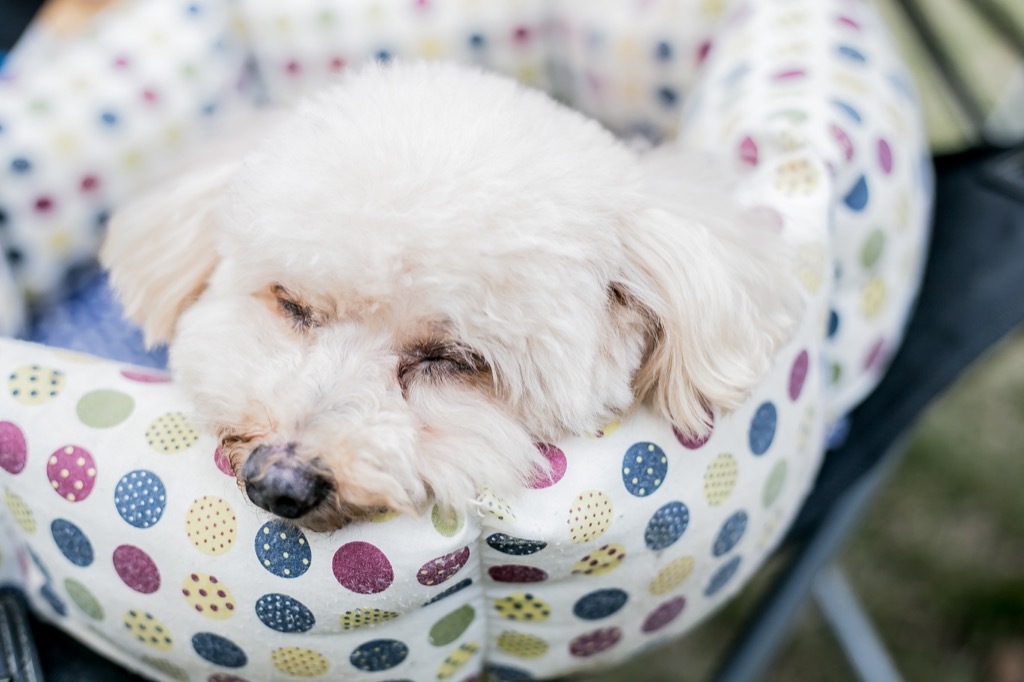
[[101, 161, 237, 347], [616, 152, 803, 438]]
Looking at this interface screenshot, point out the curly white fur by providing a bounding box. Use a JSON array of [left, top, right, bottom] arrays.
[[102, 61, 802, 530]]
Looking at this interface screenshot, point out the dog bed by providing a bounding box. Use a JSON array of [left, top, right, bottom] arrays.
[[0, 0, 932, 680]]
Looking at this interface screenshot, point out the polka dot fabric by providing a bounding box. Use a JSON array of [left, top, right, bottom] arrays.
[[0, 0, 931, 680]]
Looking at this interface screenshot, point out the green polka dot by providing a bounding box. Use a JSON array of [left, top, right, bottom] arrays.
[[76, 389, 135, 428], [141, 657, 188, 682], [830, 363, 843, 384], [860, 229, 886, 269], [65, 579, 104, 620], [429, 605, 475, 647], [431, 504, 463, 537], [763, 460, 788, 508]]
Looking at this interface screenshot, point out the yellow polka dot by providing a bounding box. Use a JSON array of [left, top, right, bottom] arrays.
[[494, 593, 551, 622], [184, 496, 236, 556], [796, 242, 827, 293], [650, 556, 696, 595], [497, 630, 549, 659], [477, 488, 515, 523], [340, 607, 398, 630], [272, 647, 329, 677], [860, 277, 887, 318], [123, 610, 173, 651], [567, 490, 613, 543], [588, 420, 620, 438], [774, 157, 821, 196], [367, 507, 401, 523], [5, 489, 36, 534], [8, 364, 64, 405], [572, 543, 627, 576], [146, 412, 200, 454], [704, 453, 738, 506], [181, 573, 236, 620], [437, 641, 479, 680]]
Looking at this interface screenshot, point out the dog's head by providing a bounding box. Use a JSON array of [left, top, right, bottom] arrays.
[[102, 62, 801, 530]]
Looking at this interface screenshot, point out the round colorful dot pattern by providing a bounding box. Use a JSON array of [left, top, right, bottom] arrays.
[[0, 0, 932, 678]]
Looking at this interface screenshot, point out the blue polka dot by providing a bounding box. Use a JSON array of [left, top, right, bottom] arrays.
[[51, 519, 93, 567], [655, 41, 673, 61], [713, 511, 748, 556], [350, 639, 409, 672], [423, 578, 472, 606], [657, 87, 679, 108], [622, 442, 668, 497], [831, 99, 862, 124], [723, 63, 750, 89], [376, 50, 393, 64], [255, 593, 315, 633], [705, 556, 742, 597], [186, 3, 201, 15], [41, 583, 66, 616], [99, 111, 119, 127], [192, 632, 247, 668], [843, 175, 870, 211], [486, 533, 546, 556], [255, 520, 311, 578], [573, 588, 629, 620], [644, 501, 689, 550], [749, 402, 777, 455], [468, 33, 486, 49], [836, 45, 866, 63], [827, 310, 840, 338], [10, 157, 31, 173], [486, 664, 534, 681], [114, 470, 166, 529]]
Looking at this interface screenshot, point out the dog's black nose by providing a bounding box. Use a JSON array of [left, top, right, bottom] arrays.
[[242, 444, 330, 519]]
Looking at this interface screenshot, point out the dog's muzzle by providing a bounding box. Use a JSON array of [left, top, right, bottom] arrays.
[[241, 443, 331, 519]]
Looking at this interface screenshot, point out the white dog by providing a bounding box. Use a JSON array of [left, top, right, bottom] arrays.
[[101, 61, 802, 531]]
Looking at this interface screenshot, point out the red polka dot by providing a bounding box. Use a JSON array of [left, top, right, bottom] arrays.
[[34, 197, 54, 213], [488, 565, 548, 583], [416, 546, 470, 586], [528, 443, 566, 488], [46, 445, 97, 502], [738, 136, 758, 166], [789, 350, 810, 401], [512, 26, 530, 43], [0, 421, 27, 474], [333, 542, 394, 594], [674, 410, 714, 449], [329, 57, 346, 72], [641, 597, 686, 632], [214, 447, 234, 476], [878, 138, 893, 174], [113, 545, 160, 593], [80, 175, 100, 192]]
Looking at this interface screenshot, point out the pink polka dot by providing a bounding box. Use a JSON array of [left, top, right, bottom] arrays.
[[34, 196, 54, 213], [416, 546, 470, 586], [642, 597, 686, 633], [488, 565, 548, 583], [696, 40, 712, 64], [837, 15, 862, 31], [864, 338, 888, 371], [738, 135, 758, 166], [113, 544, 161, 593], [529, 443, 566, 489], [773, 69, 807, 82], [831, 124, 854, 161], [80, 175, 100, 192], [789, 350, 810, 401], [141, 88, 159, 104], [214, 447, 234, 476], [569, 627, 622, 657], [329, 57, 346, 72], [0, 421, 27, 474], [512, 26, 531, 43], [333, 542, 393, 594], [878, 138, 893, 174], [285, 60, 302, 75], [46, 445, 96, 502], [674, 410, 714, 449], [120, 368, 171, 383]]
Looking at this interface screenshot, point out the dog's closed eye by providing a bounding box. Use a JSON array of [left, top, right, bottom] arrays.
[[271, 284, 317, 331], [398, 340, 490, 389]]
